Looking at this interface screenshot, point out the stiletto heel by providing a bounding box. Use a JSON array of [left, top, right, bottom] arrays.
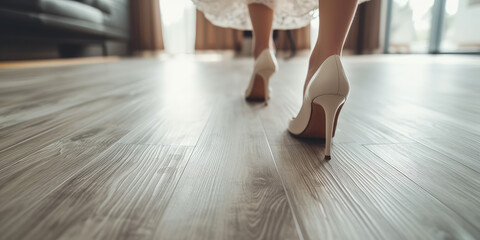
[[256, 69, 275, 105], [313, 95, 346, 159], [245, 49, 278, 103], [288, 55, 350, 159]]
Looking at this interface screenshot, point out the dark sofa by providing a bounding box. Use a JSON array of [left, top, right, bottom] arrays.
[[0, 0, 130, 60]]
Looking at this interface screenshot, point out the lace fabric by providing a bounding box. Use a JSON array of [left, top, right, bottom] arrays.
[[193, 0, 368, 30]]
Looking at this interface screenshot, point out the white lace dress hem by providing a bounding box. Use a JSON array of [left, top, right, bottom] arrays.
[[193, 0, 368, 30]]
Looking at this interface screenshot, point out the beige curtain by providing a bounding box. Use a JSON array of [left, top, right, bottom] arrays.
[[195, 11, 244, 50], [130, 0, 164, 51], [344, 0, 382, 53]]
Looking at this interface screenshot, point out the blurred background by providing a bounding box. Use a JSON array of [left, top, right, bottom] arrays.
[[0, 0, 479, 61]]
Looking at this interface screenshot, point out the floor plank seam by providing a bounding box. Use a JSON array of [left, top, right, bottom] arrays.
[[413, 139, 480, 175], [0, 77, 158, 171], [0, 97, 144, 172], [0, 123, 55, 154], [152, 96, 220, 226], [0, 66, 155, 131], [302, 141, 393, 239], [0, 80, 142, 134], [0, 64, 142, 110], [257, 109, 306, 240], [360, 142, 409, 147], [362, 144, 480, 232], [362, 137, 480, 175], [0, 96, 167, 220]]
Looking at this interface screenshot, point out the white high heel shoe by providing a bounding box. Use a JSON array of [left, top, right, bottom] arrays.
[[245, 49, 278, 104], [288, 55, 350, 159]]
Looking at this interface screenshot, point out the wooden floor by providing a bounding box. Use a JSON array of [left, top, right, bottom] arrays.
[[0, 54, 479, 240]]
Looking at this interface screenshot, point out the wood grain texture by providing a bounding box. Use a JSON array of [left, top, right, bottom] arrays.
[[415, 135, 480, 173], [1, 144, 194, 240], [0, 55, 479, 239], [366, 143, 480, 229], [0, 88, 151, 171], [0, 56, 119, 69], [0, 61, 156, 128], [268, 143, 480, 240], [0, 62, 121, 106], [0, 93, 159, 220], [155, 98, 299, 240], [256, 56, 480, 239]]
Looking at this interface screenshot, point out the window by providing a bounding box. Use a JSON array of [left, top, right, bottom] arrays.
[[384, 0, 480, 53], [159, 0, 197, 54]]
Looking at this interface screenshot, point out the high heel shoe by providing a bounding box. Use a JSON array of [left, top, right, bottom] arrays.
[[245, 49, 278, 104], [288, 55, 350, 159]]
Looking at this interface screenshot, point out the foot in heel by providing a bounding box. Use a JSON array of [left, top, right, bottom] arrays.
[[288, 55, 350, 159], [245, 49, 277, 103]]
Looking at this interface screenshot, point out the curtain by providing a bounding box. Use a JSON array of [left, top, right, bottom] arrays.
[[194, 10, 310, 51], [130, 0, 164, 51], [344, 0, 382, 53], [195, 11, 244, 50]]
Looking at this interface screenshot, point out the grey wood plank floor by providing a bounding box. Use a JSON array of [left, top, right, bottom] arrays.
[[0, 55, 479, 240]]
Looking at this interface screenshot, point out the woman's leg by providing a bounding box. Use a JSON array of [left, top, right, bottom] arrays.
[[248, 3, 274, 58], [305, 0, 358, 92]]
